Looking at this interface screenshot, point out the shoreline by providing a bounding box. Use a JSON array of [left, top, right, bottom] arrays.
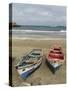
[[12, 37, 66, 40]]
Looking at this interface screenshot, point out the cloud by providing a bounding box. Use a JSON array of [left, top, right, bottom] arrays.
[[12, 3, 66, 26]]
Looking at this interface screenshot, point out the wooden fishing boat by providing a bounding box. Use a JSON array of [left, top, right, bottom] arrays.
[[15, 49, 42, 78], [46, 46, 64, 73]]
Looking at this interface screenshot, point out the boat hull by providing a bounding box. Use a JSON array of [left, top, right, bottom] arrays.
[[17, 60, 42, 78], [46, 59, 63, 74]]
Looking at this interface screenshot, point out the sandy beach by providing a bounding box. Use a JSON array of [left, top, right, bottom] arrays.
[[10, 38, 66, 86]]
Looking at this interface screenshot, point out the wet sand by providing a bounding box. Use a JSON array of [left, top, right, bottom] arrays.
[[11, 38, 66, 86]]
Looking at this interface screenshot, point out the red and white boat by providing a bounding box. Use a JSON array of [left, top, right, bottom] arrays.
[[46, 46, 64, 73]]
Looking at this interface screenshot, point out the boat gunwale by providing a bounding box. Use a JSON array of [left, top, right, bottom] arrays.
[[16, 56, 42, 69], [15, 49, 42, 69]]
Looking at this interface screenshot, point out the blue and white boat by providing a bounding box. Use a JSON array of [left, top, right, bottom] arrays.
[[15, 49, 42, 78]]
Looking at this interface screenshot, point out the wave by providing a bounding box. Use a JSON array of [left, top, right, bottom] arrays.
[[12, 36, 66, 40], [11, 29, 66, 33]]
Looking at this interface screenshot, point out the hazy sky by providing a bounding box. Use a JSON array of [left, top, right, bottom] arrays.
[[12, 3, 66, 26]]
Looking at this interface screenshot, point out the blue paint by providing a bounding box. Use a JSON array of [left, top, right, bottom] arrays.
[[20, 62, 41, 78], [20, 68, 34, 78], [20, 71, 29, 78]]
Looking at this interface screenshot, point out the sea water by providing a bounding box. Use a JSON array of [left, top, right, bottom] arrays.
[[10, 26, 66, 39]]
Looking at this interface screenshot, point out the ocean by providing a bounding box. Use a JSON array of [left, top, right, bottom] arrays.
[[10, 26, 66, 39]]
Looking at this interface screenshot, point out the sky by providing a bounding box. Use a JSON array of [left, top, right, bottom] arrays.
[[11, 3, 66, 26]]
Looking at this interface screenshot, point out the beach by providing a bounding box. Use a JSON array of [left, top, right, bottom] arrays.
[[10, 38, 66, 86], [9, 3, 66, 86]]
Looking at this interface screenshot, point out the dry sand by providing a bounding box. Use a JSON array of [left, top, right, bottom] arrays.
[[10, 38, 66, 86]]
